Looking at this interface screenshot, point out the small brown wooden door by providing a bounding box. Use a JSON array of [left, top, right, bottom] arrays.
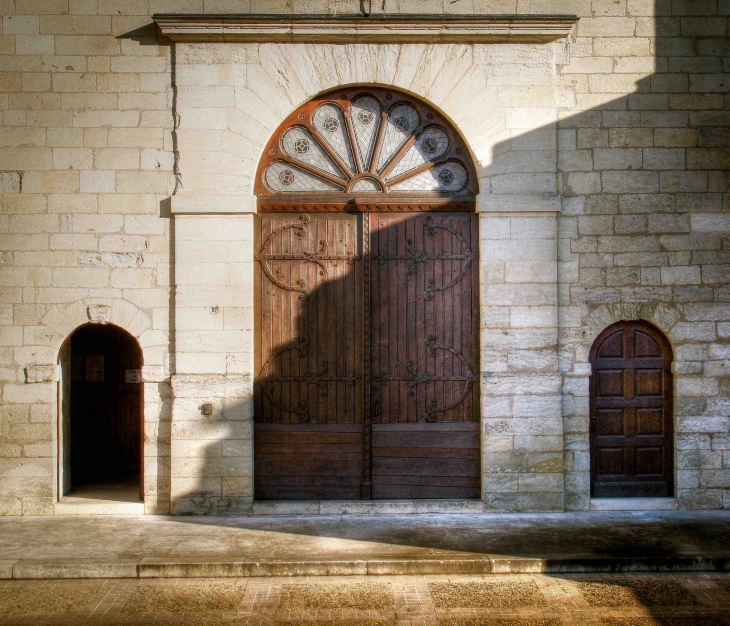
[[590, 321, 674, 498], [254, 212, 480, 500]]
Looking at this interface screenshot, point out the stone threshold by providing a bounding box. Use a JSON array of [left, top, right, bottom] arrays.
[[4, 555, 729, 579], [589, 498, 678, 512], [54, 500, 145, 515], [251, 499, 485, 515]]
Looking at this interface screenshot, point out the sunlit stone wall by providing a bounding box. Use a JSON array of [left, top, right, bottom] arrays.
[[0, 0, 727, 514]]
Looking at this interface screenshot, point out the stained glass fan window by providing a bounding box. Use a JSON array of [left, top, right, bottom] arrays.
[[256, 88, 477, 206]]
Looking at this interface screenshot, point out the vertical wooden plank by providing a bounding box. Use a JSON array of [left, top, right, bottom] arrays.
[[415, 216, 427, 423], [388, 217, 398, 424], [396, 215, 408, 424], [362, 212, 372, 499]]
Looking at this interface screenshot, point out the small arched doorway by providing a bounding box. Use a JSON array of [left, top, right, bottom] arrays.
[[58, 324, 143, 502], [253, 87, 480, 500], [589, 320, 674, 498]]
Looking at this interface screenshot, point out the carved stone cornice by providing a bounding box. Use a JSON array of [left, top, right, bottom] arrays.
[[153, 13, 579, 43]]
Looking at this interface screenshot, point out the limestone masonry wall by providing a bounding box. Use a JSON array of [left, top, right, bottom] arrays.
[[0, 0, 728, 515]]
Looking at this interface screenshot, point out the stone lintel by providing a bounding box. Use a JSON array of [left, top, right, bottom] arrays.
[[477, 193, 561, 213], [170, 194, 257, 214], [154, 14, 579, 43]]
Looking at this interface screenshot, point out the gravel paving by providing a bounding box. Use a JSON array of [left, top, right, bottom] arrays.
[[0, 573, 728, 625], [574, 579, 701, 607], [602, 617, 730, 626], [0, 582, 101, 614], [439, 617, 563, 626], [429, 581, 548, 609], [275, 621, 398, 625], [278, 583, 394, 610], [121, 581, 246, 613]]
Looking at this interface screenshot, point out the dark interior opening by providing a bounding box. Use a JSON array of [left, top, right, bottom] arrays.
[[68, 324, 143, 496]]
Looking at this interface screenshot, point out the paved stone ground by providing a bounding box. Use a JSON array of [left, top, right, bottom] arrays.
[[1, 573, 730, 625], [2, 512, 730, 573]]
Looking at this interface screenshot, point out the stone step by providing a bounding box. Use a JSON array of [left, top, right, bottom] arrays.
[[54, 499, 145, 515], [589, 498, 678, 512], [4, 554, 729, 579]]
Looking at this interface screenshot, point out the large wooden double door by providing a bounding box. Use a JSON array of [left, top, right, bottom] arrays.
[[254, 212, 480, 500]]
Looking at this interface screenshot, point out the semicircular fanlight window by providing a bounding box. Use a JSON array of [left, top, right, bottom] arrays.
[[376, 103, 420, 173], [385, 126, 450, 181], [265, 161, 345, 193], [350, 95, 382, 171], [312, 103, 356, 173], [389, 161, 468, 193], [282, 127, 346, 180], [258, 91, 474, 199], [351, 177, 382, 192]]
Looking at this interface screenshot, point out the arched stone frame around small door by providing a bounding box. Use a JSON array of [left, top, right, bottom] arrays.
[[39, 297, 172, 514], [58, 323, 144, 501], [253, 85, 481, 501], [589, 320, 674, 499]]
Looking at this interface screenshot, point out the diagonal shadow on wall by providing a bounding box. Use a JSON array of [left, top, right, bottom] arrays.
[[168, 0, 730, 522]]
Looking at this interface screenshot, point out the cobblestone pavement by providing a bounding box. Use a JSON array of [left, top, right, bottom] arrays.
[[1, 573, 730, 625]]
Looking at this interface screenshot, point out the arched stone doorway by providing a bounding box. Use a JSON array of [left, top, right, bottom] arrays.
[[589, 320, 674, 499], [59, 324, 144, 503], [254, 87, 480, 501]]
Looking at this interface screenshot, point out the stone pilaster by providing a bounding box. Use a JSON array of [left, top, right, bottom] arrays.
[[171, 211, 254, 515], [478, 199, 564, 512]]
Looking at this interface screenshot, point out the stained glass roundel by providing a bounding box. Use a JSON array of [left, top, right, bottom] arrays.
[[256, 88, 477, 203]]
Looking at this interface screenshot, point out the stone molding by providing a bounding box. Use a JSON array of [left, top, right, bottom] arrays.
[[170, 194, 562, 214], [154, 13, 579, 43]]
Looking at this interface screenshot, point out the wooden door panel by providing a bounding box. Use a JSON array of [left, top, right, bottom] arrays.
[[370, 213, 479, 499], [598, 371, 623, 396], [637, 409, 664, 436], [635, 446, 664, 476], [255, 212, 480, 501], [372, 422, 481, 498], [596, 408, 624, 436], [590, 322, 674, 498], [597, 448, 624, 475], [254, 215, 364, 500], [635, 369, 662, 396], [370, 213, 479, 423], [636, 331, 661, 357]]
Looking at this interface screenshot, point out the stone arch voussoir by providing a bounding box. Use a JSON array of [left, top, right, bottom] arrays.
[[39, 298, 152, 368], [583, 303, 681, 361], [231, 42, 492, 193]]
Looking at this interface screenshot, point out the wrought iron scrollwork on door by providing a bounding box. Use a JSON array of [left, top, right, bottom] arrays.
[[255, 215, 360, 299], [371, 215, 476, 300], [374, 337, 477, 422], [259, 339, 361, 423]]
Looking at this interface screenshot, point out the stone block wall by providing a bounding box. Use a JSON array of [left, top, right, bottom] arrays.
[[171, 214, 253, 514], [552, 0, 730, 511], [0, 0, 175, 515], [0, 0, 728, 514]]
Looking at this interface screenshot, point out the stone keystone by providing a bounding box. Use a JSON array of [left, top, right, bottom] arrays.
[[87, 305, 112, 324]]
